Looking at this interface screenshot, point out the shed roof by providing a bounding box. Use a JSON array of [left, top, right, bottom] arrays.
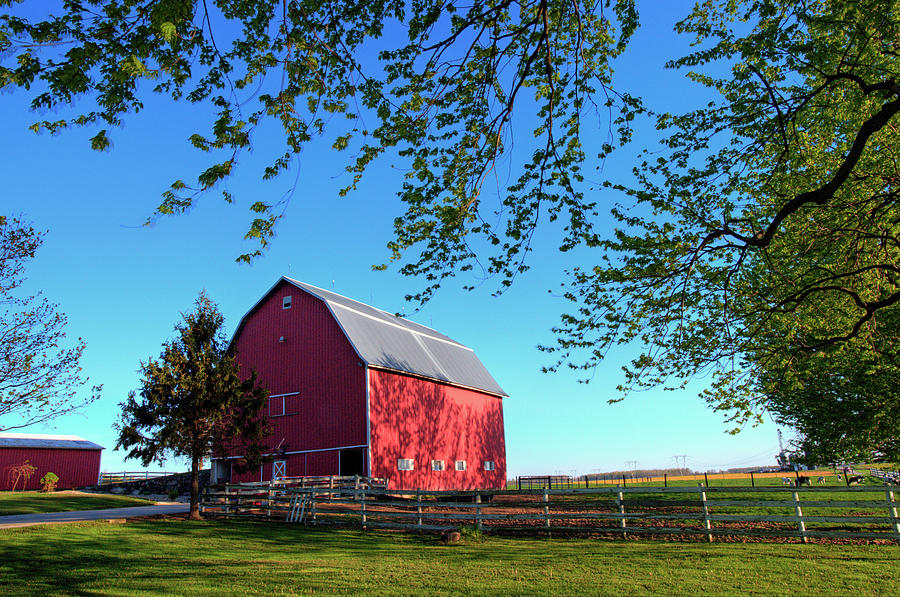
[[234, 277, 507, 397], [0, 433, 104, 451]]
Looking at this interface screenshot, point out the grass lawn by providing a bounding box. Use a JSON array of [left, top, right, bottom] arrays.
[[0, 491, 155, 516], [1, 519, 898, 596]]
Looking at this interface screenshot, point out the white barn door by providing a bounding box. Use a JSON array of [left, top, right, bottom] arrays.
[[273, 460, 287, 480]]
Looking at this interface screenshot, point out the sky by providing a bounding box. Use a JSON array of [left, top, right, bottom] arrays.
[[0, 3, 787, 477]]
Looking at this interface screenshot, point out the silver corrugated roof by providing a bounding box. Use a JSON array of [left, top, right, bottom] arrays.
[[0, 433, 104, 450], [239, 277, 507, 397]]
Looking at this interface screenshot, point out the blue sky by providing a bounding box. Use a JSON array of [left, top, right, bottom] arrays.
[[1, 3, 785, 477]]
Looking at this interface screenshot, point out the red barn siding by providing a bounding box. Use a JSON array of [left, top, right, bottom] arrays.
[[227, 282, 367, 480], [368, 368, 506, 490], [0, 448, 101, 490]]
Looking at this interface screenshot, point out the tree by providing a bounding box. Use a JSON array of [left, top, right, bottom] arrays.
[[116, 291, 269, 520], [539, 0, 900, 429], [760, 315, 900, 464], [4, 459, 35, 491], [0, 215, 100, 431], [0, 0, 640, 270], [6, 1, 900, 431]]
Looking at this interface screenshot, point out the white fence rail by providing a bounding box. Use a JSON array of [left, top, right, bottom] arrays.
[[98, 471, 173, 485], [201, 482, 900, 544]]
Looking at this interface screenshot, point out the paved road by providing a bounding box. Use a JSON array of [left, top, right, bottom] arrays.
[[0, 503, 190, 529]]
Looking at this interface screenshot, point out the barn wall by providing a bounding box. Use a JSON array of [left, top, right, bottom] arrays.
[[227, 281, 367, 480], [0, 448, 102, 490], [368, 369, 506, 490]]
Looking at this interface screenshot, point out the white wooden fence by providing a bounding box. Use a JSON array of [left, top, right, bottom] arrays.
[[98, 471, 173, 484], [201, 482, 900, 544]]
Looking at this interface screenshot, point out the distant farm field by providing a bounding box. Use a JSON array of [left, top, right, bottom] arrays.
[[0, 491, 154, 516], [1, 519, 898, 596]]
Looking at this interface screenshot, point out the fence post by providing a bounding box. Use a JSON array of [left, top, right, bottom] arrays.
[[310, 489, 317, 522], [750, 472, 755, 487], [475, 492, 483, 531], [416, 489, 423, 528], [622, 474, 627, 488], [517, 477, 521, 491], [543, 487, 551, 530], [224, 485, 231, 516], [699, 483, 712, 543], [885, 488, 900, 545], [359, 488, 367, 530], [704, 472, 709, 487], [793, 491, 808, 544], [664, 474, 667, 488], [616, 487, 627, 539], [267, 480, 274, 519]]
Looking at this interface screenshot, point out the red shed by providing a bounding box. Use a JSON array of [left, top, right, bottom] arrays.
[[213, 277, 507, 490], [0, 433, 103, 490]]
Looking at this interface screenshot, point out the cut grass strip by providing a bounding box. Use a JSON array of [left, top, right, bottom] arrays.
[[0, 519, 897, 596], [0, 491, 155, 515]]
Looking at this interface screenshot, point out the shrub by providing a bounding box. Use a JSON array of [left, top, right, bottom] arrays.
[[39, 472, 59, 493], [168, 488, 179, 501], [457, 524, 485, 543]]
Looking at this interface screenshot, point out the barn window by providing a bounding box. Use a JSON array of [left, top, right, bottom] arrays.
[[455, 460, 467, 472], [484, 461, 495, 471], [282, 295, 292, 309], [431, 460, 445, 471], [398, 458, 414, 471], [268, 392, 299, 417], [269, 396, 285, 417]]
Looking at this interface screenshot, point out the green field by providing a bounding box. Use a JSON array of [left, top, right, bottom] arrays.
[[1, 519, 898, 596], [0, 491, 154, 516]]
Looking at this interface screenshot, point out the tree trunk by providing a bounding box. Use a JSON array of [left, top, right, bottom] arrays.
[[188, 453, 202, 520]]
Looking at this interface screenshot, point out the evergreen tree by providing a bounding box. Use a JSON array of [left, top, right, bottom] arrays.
[[117, 291, 269, 520]]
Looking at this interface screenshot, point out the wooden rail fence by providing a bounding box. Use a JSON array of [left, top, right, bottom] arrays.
[[201, 482, 900, 544], [98, 471, 173, 484]]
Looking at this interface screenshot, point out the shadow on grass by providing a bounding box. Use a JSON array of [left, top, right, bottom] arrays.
[[1, 518, 897, 595]]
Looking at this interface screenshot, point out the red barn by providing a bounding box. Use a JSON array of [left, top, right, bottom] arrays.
[[0, 433, 103, 490], [212, 277, 507, 490]]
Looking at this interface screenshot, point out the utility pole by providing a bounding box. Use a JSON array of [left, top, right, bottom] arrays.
[[673, 455, 688, 474], [626, 460, 638, 479]]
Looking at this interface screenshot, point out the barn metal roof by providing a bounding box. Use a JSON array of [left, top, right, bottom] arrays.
[[0, 433, 104, 450], [237, 277, 507, 397]]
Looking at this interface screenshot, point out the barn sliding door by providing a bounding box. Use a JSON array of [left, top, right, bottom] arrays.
[[339, 448, 365, 476]]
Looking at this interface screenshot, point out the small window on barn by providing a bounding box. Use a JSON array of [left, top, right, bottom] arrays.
[[269, 396, 285, 417], [282, 295, 292, 309], [455, 460, 467, 472], [484, 461, 495, 471], [398, 458, 414, 471], [431, 460, 445, 472]]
